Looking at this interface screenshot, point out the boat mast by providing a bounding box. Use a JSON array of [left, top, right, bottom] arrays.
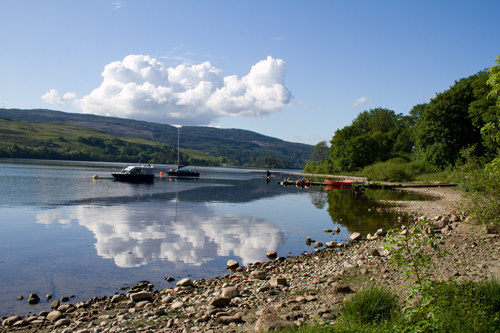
[[177, 127, 180, 169]]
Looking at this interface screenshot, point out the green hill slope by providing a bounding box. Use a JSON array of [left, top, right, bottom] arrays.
[[0, 109, 312, 168]]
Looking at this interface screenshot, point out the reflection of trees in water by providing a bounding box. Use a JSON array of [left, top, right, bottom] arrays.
[[309, 190, 328, 209], [326, 189, 400, 236]]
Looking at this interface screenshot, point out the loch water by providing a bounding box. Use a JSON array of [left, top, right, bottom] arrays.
[[0, 159, 430, 317]]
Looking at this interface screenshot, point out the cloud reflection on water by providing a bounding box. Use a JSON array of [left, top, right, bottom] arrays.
[[36, 199, 285, 268]]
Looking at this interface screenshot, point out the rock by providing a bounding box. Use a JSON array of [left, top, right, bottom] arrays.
[[57, 304, 74, 312], [360, 268, 368, 274], [165, 277, 175, 282], [46, 310, 64, 322], [61, 296, 70, 302], [254, 314, 297, 332], [350, 232, 362, 241], [54, 318, 71, 327], [331, 284, 352, 294], [325, 241, 337, 248], [3, 316, 21, 326], [333, 226, 340, 233], [176, 278, 193, 287], [266, 251, 277, 259], [270, 277, 287, 286], [130, 291, 154, 302], [16, 295, 24, 300], [368, 249, 380, 256], [215, 312, 244, 325], [111, 294, 127, 303], [46, 293, 53, 300], [484, 225, 499, 234], [322, 312, 338, 320], [375, 228, 387, 237], [324, 229, 332, 233], [170, 301, 185, 310], [161, 295, 176, 303], [226, 260, 239, 269], [209, 296, 231, 306], [252, 270, 267, 280], [222, 286, 239, 298], [28, 293, 40, 305], [314, 242, 323, 248], [51, 300, 60, 309]]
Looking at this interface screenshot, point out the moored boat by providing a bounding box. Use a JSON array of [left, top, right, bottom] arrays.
[[167, 127, 200, 179], [112, 165, 155, 182], [325, 179, 352, 186]]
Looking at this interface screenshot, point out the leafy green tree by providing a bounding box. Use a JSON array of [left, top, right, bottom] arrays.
[[309, 141, 329, 162], [413, 73, 484, 168]]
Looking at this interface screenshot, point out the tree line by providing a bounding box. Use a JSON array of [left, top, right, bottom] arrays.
[[305, 55, 500, 176]]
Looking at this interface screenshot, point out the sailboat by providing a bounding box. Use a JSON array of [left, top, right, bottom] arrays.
[[167, 127, 200, 178]]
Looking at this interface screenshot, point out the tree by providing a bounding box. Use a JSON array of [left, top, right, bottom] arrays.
[[309, 141, 329, 162], [413, 73, 484, 168]]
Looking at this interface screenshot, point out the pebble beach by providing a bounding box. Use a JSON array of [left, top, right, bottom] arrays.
[[2, 186, 499, 333]]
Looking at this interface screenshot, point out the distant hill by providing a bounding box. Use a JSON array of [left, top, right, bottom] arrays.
[[0, 108, 313, 168]]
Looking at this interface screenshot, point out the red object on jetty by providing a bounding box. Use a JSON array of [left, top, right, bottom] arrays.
[[325, 179, 352, 186]]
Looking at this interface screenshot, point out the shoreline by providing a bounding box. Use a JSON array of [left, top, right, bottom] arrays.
[[2, 186, 499, 333]]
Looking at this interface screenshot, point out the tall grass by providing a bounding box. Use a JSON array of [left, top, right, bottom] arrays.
[[360, 158, 438, 182]]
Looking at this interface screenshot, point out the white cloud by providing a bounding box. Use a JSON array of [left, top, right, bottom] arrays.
[[111, 2, 122, 10], [44, 55, 292, 125], [350, 96, 372, 107], [41, 89, 76, 105]]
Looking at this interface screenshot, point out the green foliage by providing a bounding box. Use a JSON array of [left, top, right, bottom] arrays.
[[329, 108, 414, 172], [384, 219, 448, 322], [310, 141, 330, 162], [360, 158, 438, 182], [341, 285, 399, 324]]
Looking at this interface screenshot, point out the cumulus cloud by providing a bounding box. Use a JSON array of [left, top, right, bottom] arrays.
[[41, 89, 76, 105], [350, 96, 372, 107], [43, 55, 292, 125]]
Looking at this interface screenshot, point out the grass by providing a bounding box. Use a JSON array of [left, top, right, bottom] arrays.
[[278, 278, 500, 333]]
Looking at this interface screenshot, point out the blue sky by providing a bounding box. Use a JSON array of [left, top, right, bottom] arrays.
[[1, 1, 499, 145]]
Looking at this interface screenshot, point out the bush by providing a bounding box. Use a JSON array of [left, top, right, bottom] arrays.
[[341, 285, 399, 324], [361, 158, 438, 182]]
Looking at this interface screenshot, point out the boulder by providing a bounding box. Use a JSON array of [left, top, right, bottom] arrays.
[[51, 300, 60, 309], [57, 304, 74, 312], [325, 241, 337, 248], [270, 277, 287, 286], [226, 260, 239, 269], [350, 232, 362, 241], [28, 293, 40, 305], [111, 294, 127, 303], [368, 249, 380, 256], [176, 278, 193, 287], [170, 301, 185, 310], [209, 296, 232, 306], [333, 226, 340, 233], [254, 314, 297, 332], [222, 286, 239, 298], [46, 311, 64, 323], [165, 277, 175, 282], [129, 291, 154, 302], [161, 295, 176, 303], [2, 316, 21, 326], [314, 242, 323, 248], [324, 229, 332, 233], [54, 318, 71, 327], [375, 228, 387, 237], [252, 270, 267, 280], [266, 251, 277, 259]]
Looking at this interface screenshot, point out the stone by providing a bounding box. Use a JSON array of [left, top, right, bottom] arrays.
[[368, 249, 380, 256], [12, 320, 28, 327], [360, 268, 368, 274], [254, 314, 297, 332], [28, 293, 40, 305], [270, 277, 287, 286], [331, 284, 352, 294], [350, 232, 361, 241], [16, 295, 24, 300], [314, 242, 323, 248], [214, 312, 244, 325], [333, 226, 340, 233], [51, 300, 60, 309], [222, 286, 239, 298], [46, 310, 64, 322], [61, 296, 70, 302], [375, 228, 387, 237], [176, 278, 193, 287], [209, 296, 231, 306], [171, 301, 185, 310], [111, 294, 127, 303], [322, 312, 338, 320], [57, 304, 74, 312], [252, 270, 267, 279], [484, 225, 499, 234], [161, 295, 176, 303], [46, 293, 53, 300], [324, 229, 332, 233], [266, 251, 277, 259], [3, 316, 21, 326], [54, 318, 71, 327], [325, 241, 337, 248], [130, 291, 154, 302], [226, 260, 239, 269], [165, 277, 175, 282]]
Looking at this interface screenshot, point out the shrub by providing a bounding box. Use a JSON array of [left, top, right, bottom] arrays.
[[341, 285, 399, 324]]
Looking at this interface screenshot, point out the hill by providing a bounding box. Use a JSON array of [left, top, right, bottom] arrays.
[[0, 109, 313, 168]]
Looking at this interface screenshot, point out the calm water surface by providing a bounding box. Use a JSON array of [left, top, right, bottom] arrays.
[[0, 159, 429, 317]]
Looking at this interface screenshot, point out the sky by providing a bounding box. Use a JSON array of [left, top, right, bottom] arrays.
[[1, 1, 499, 145]]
